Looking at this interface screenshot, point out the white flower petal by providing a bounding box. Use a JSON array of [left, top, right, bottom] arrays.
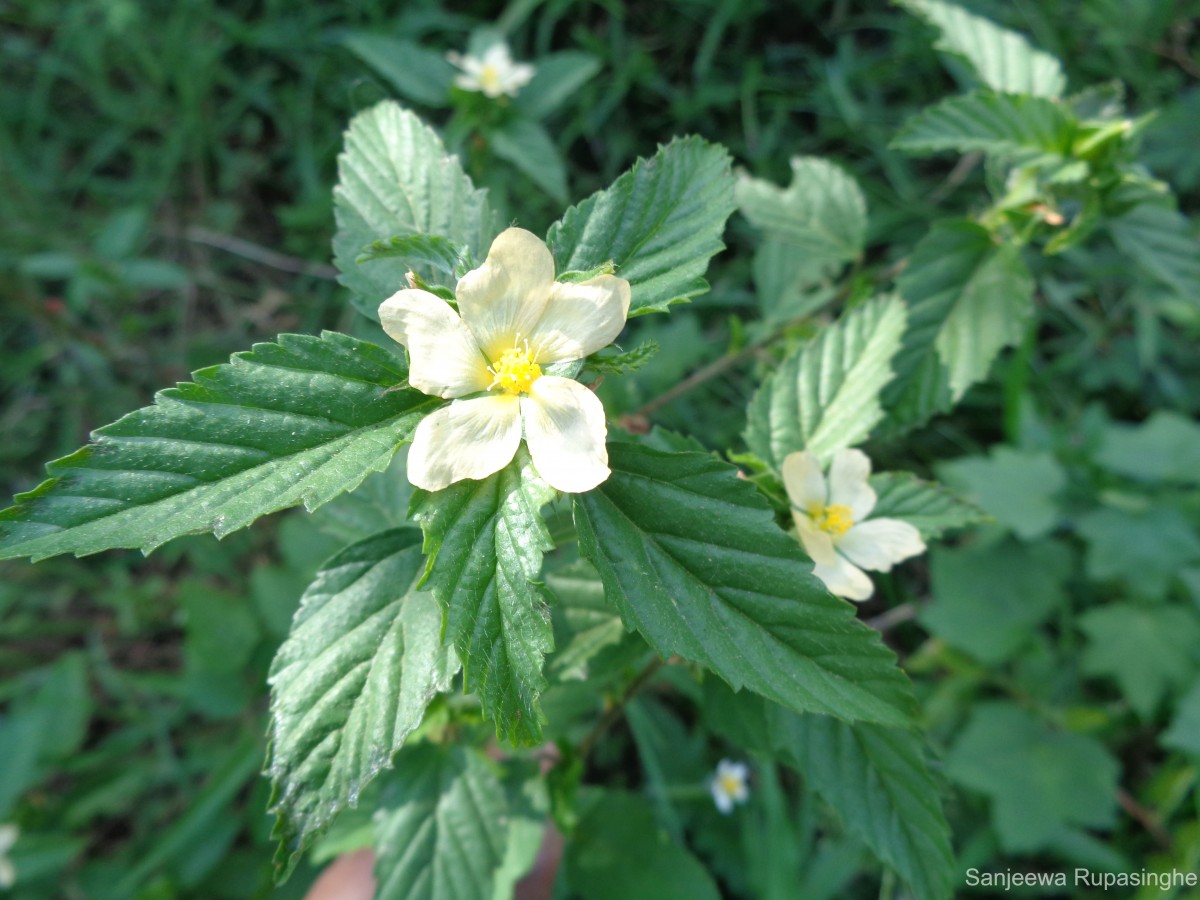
[[379, 289, 491, 398], [503, 62, 536, 94], [0, 856, 13, 889], [711, 780, 734, 814], [528, 275, 631, 363], [781, 451, 827, 511], [792, 511, 837, 566], [837, 518, 926, 573], [827, 448, 876, 520], [407, 395, 522, 491], [521, 376, 609, 493], [812, 553, 875, 601], [0, 825, 16, 854], [456, 228, 555, 360]]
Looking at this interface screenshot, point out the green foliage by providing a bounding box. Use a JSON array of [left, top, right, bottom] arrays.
[[547, 137, 737, 316], [334, 101, 499, 310], [268, 528, 458, 869], [885, 220, 1035, 429], [868, 472, 988, 539], [945, 703, 1119, 853], [342, 33, 457, 108], [1076, 505, 1200, 600], [574, 441, 916, 727], [1108, 192, 1200, 304], [892, 91, 1075, 161], [410, 449, 556, 745], [937, 447, 1066, 540], [490, 119, 569, 205], [745, 295, 907, 469], [0, 332, 432, 561], [705, 681, 954, 900], [355, 232, 472, 277], [1096, 412, 1200, 484]]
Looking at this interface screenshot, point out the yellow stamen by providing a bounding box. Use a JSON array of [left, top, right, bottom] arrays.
[[488, 340, 542, 395], [719, 773, 742, 796], [479, 65, 501, 94], [809, 503, 854, 537]]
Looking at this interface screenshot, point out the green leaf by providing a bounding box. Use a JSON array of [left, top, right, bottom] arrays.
[[341, 33, 456, 108], [490, 118, 569, 205], [573, 442, 916, 728], [355, 232, 471, 276], [920, 537, 1071, 664], [547, 136, 736, 316], [411, 449, 556, 744], [0, 332, 433, 561], [1079, 604, 1200, 719], [745, 295, 907, 469], [334, 101, 499, 310], [899, 0, 1066, 98], [936, 447, 1066, 540], [565, 790, 721, 900], [545, 560, 627, 683], [583, 340, 659, 377], [267, 528, 459, 867], [892, 91, 1074, 160], [884, 220, 1035, 431], [736, 156, 868, 268], [705, 680, 954, 900], [1097, 412, 1200, 484], [1076, 505, 1200, 601], [1163, 679, 1200, 756], [373, 745, 512, 900], [868, 471, 988, 539], [514, 51, 601, 119], [945, 703, 1118, 853], [1109, 196, 1200, 305]]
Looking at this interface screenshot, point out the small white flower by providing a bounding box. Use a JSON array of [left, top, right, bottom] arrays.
[[782, 448, 926, 601], [0, 824, 18, 889], [448, 43, 536, 99], [380, 227, 630, 494], [710, 759, 750, 814]]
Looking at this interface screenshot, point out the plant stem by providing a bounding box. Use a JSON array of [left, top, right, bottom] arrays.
[[578, 656, 667, 760]]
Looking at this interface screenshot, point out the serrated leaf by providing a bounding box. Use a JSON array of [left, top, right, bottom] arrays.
[[1109, 197, 1200, 305], [267, 528, 459, 869], [490, 119, 569, 204], [0, 332, 433, 561], [868, 471, 987, 539], [410, 449, 556, 744], [356, 232, 471, 276], [341, 33, 457, 108], [1096, 412, 1200, 484], [573, 442, 916, 727], [884, 220, 1034, 431], [745, 295, 907, 470], [705, 680, 954, 900], [892, 91, 1074, 160], [373, 745, 511, 900], [736, 156, 868, 266], [546, 136, 736, 316], [513, 51, 601, 119], [899, 0, 1066, 98], [937, 447, 1065, 540], [545, 560, 626, 683], [334, 101, 500, 310]]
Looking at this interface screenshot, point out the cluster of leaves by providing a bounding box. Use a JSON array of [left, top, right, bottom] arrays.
[[3, 0, 1200, 898]]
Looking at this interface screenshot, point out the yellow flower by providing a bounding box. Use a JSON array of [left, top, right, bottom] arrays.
[[380, 228, 630, 494], [447, 43, 536, 99], [710, 759, 750, 814], [783, 448, 926, 601]]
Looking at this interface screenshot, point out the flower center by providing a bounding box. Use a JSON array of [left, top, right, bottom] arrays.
[[719, 773, 743, 796], [479, 64, 502, 93], [488, 341, 542, 395], [810, 503, 854, 536]]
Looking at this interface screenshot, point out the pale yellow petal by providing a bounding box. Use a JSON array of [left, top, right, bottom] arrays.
[[792, 510, 837, 566], [812, 554, 875, 601], [0, 856, 13, 889], [456, 228, 555, 360], [0, 825, 16, 855], [827, 448, 876, 520], [528, 275, 631, 364], [521, 376, 609, 493], [378, 289, 491, 398], [407, 395, 522, 491], [837, 518, 925, 573], [781, 451, 827, 511]]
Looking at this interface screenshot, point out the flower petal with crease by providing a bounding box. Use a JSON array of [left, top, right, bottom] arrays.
[[837, 518, 926, 573], [529, 275, 632, 363], [812, 553, 875, 601], [827, 448, 876, 520], [521, 376, 609, 493], [407, 394, 522, 491], [456, 228, 555, 360], [792, 511, 837, 566], [379, 289, 491, 398], [782, 451, 827, 511]]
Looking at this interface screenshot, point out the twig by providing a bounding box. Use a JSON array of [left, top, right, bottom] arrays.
[[578, 656, 667, 760], [865, 602, 919, 633], [927, 151, 983, 205], [1116, 787, 1172, 849], [635, 342, 767, 417], [183, 226, 338, 279]]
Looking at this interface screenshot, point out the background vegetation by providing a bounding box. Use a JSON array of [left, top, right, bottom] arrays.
[[2, 0, 1200, 896]]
